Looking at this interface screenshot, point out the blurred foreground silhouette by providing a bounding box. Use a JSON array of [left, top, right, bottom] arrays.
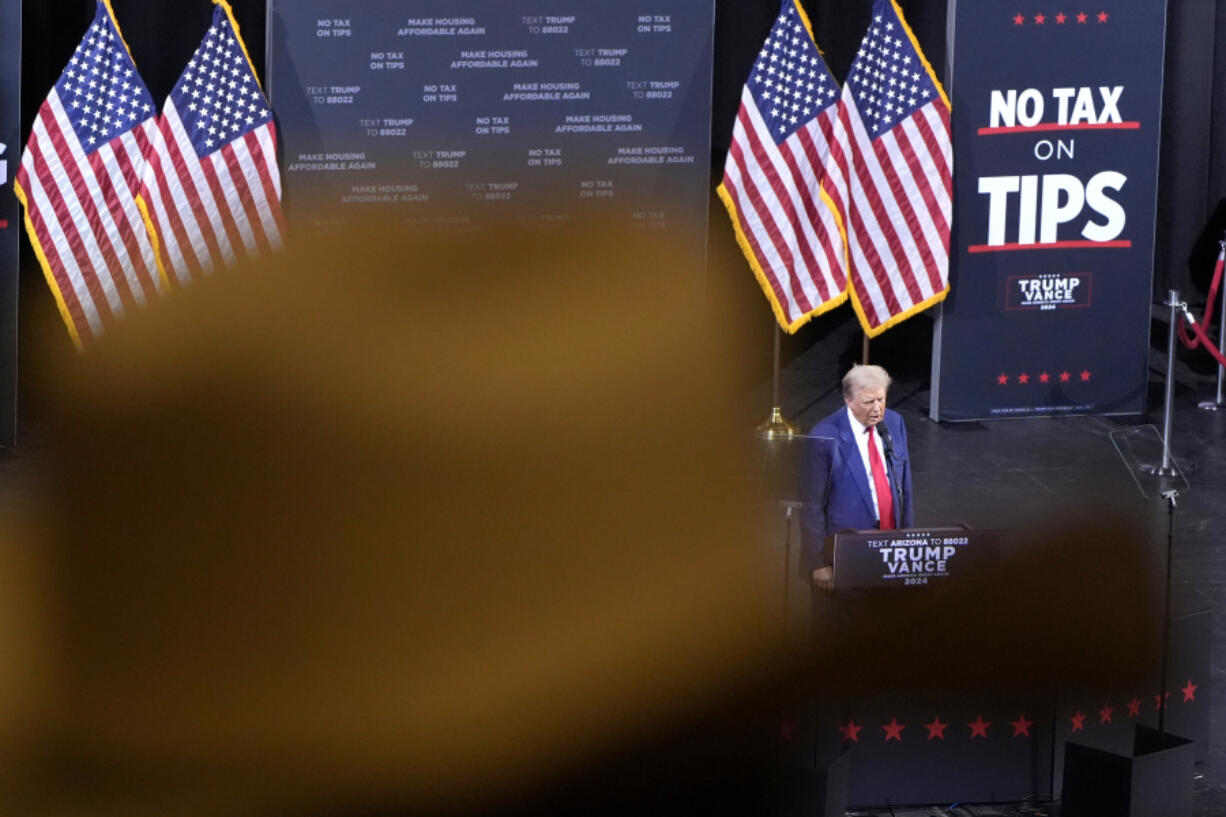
[[0, 221, 1162, 816]]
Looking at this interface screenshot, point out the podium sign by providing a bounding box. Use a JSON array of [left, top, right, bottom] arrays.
[[830, 527, 999, 589]]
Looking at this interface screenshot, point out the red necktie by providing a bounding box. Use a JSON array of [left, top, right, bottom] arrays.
[[867, 425, 895, 529]]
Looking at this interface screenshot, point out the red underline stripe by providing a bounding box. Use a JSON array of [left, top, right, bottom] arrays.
[[968, 240, 1132, 253], [977, 122, 1141, 135]]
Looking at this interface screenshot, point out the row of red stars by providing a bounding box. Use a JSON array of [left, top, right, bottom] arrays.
[[820, 679, 1198, 743], [997, 370, 1091, 385], [1013, 11, 1111, 25]]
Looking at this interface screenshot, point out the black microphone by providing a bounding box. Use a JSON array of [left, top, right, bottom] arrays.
[[876, 422, 904, 526], [877, 422, 895, 461]]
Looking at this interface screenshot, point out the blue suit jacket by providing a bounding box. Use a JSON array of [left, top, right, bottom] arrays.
[[799, 406, 914, 576]]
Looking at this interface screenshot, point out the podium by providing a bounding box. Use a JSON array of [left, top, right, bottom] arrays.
[[827, 526, 1000, 590]]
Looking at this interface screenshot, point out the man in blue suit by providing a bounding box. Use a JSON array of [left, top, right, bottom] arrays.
[[801, 364, 914, 591]]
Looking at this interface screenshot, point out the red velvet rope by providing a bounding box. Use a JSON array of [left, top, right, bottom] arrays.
[[1176, 244, 1226, 369], [1181, 312, 1226, 368]]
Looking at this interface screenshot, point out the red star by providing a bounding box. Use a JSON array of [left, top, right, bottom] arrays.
[[839, 719, 863, 742], [1126, 697, 1142, 717], [1018, 372, 1030, 384], [1069, 711, 1086, 732], [1010, 715, 1033, 737], [1080, 369, 1092, 381], [1155, 692, 1171, 710], [1076, 11, 1089, 23], [1060, 371, 1071, 382], [1039, 372, 1050, 383], [1034, 12, 1046, 24], [925, 717, 949, 741], [1182, 679, 1199, 703], [882, 717, 906, 742], [1055, 12, 1068, 23], [780, 722, 796, 741], [997, 373, 1009, 385], [1098, 704, 1114, 724], [1097, 11, 1109, 22], [1013, 13, 1026, 25], [968, 715, 991, 739]]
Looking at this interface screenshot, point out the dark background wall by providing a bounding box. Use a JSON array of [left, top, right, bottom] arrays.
[[15, 1, 1226, 407]]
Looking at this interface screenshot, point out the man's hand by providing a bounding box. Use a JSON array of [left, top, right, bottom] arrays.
[[811, 566, 833, 591]]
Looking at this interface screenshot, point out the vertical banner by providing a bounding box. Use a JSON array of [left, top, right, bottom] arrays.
[[266, 1, 715, 265], [932, 2, 1167, 421], [0, 0, 18, 445]]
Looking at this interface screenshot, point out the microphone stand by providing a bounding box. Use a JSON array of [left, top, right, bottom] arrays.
[[878, 423, 905, 526]]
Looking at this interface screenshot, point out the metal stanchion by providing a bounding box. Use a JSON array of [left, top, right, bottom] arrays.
[[1145, 290, 1183, 476], [1198, 255, 1226, 411]]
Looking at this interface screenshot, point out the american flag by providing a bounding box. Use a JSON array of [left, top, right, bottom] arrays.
[[14, 0, 164, 348], [825, 0, 952, 337], [717, 0, 848, 334], [139, 1, 285, 286]]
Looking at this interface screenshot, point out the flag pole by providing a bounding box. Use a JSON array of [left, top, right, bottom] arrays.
[[861, 332, 870, 365], [756, 323, 798, 438]]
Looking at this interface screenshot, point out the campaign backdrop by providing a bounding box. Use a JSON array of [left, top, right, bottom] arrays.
[[931, 2, 1167, 421], [266, 1, 715, 260], [0, 0, 18, 446]]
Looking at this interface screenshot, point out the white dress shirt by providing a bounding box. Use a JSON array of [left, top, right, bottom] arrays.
[[846, 406, 888, 523]]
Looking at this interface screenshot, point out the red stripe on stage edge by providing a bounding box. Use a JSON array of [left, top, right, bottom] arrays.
[[977, 121, 1141, 136], [968, 239, 1133, 253]]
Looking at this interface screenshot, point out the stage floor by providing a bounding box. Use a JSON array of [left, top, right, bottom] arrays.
[[750, 315, 1226, 815]]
